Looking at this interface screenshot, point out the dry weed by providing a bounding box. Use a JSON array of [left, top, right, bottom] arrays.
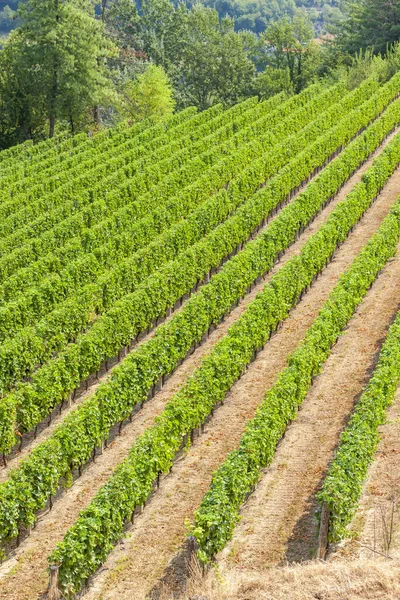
[[179, 558, 400, 600]]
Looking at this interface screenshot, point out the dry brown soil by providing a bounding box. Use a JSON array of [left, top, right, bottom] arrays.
[[334, 386, 400, 562]]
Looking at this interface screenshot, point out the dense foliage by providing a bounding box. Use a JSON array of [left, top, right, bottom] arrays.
[[0, 0, 399, 148], [336, 0, 400, 55], [0, 0, 343, 36]]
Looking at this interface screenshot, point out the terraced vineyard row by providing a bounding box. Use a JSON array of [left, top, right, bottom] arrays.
[[0, 72, 399, 600]]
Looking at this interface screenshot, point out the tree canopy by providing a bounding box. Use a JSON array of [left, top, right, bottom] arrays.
[[178, 6, 255, 109], [121, 62, 175, 120], [0, 0, 114, 142], [0, 0, 399, 149], [336, 0, 400, 55]]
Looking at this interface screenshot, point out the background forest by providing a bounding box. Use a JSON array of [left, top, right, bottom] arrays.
[[0, 0, 399, 148]]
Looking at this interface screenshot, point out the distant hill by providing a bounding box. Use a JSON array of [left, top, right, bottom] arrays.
[[0, 0, 343, 37]]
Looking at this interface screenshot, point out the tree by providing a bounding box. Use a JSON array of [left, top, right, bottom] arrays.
[[0, 31, 46, 146], [261, 12, 319, 92], [120, 63, 175, 121], [100, 0, 140, 47], [139, 0, 188, 73], [253, 64, 293, 98], [1, 0, 115, 139], [178, 6, 255, 109], [335, 0, 400, 55], [99, 0, 145, 127], [0, 4, 16, 32]]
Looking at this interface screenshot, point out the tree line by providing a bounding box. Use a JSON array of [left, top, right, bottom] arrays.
[[0, 0, 399, 149], [0, 0, 344, 36]]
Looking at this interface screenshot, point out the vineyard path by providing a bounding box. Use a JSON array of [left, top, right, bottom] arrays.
[[334, 386, 400, 562], [218, 212, 400, 575]]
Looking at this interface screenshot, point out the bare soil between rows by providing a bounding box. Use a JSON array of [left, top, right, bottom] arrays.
[[218, 240, 400, 575], [334, 385, 400, 562]]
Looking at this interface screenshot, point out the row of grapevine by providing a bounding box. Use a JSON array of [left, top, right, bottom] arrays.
[[0, 101, 257, 250], [0, 114, 182, 199], [0, 130, 81, 172], [0, 101, 243, 217], [0, 108, 196, 184], [7, 96, 306, 204], [0, 79, 392, 435], [4, 97, 292, 198], [0, 112, 195, 191], [47, 136, 400, 596], [0, 85, 344, 306], [318, 307, 400, 541], [0, 108, 398, 565], [0, 88, 318, 201], [0, 83, 354, 343], [0, 91, 318, 295], [0, 87, 322, 277], [0, 88, 326, 293], [0, 122, 143, 172], [0, 84, 348, 390]]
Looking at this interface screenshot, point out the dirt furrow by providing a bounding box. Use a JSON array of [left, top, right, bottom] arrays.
[[0, 139, 397, 600], [336, 386, 400, 562], [78, 162, 400, 600]]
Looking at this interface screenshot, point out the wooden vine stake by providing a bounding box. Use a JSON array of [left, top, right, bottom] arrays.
[[316, 502, 330, 560], [48, 565, 61, 600]]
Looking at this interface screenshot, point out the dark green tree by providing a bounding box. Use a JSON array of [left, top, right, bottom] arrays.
[[336, 0, 400, 55], [0, 0, 115, 140], [178, 5, 255, 109], [100, 0, 140, 47], [0, 32, 46, 145], [260, 11, 319, 92], [139, 0, 188, 72]]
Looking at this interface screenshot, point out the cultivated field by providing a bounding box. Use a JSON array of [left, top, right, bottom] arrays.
[[0, 73, 399, 600]]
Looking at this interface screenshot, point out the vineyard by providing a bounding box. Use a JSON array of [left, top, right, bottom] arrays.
[[0, 72, 400, 600]]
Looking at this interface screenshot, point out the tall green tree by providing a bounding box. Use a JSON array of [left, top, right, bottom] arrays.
[[100, 0, 140, 47], [0, 32, 45, 145], [99, 0, 144, 122], [260, 12, 319, 92], [336, 0, 400, 55], [120, 62, 175, 120], [0, 0, 115, 139], [139, 0, 187, 73], [178, 5, 255, 109]]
